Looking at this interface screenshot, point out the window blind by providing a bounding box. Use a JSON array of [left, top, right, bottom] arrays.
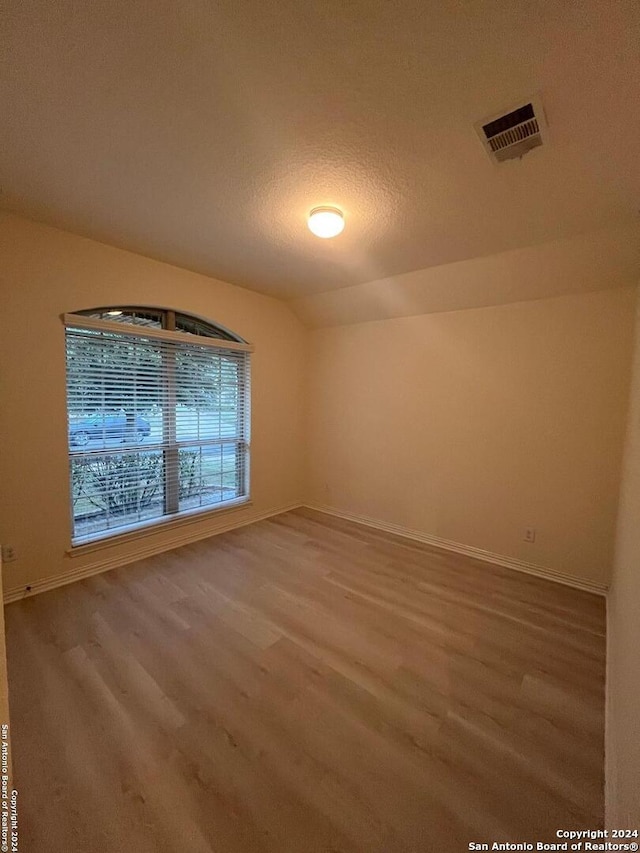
[[65, 316, 251, 543]]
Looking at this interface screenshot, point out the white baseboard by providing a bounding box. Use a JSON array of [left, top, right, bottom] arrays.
[[4, 502, 303, 604], [6, 501, 607, 603], [304, 503, 608, 596]]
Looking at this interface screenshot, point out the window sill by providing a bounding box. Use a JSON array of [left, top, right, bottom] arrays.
[[66, 497, 252, 558]]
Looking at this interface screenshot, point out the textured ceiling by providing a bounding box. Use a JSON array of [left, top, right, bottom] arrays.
[[1, 0, 639, 299]]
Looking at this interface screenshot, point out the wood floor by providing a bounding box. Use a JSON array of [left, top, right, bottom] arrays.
[[6, 508, 606, 852]]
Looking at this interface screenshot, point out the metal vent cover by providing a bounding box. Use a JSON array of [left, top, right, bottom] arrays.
[[475, 96, 547, 163]]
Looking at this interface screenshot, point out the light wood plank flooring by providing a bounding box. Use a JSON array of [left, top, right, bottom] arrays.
[[6, 508, 606, 852]]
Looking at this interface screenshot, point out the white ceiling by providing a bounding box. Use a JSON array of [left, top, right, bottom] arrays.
[[292, 222, 640, 327], [2, 0, 639, 299]]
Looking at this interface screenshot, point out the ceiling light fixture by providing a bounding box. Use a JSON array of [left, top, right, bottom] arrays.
[[106, 310, 123, 316], [308, 206, 345, 239]]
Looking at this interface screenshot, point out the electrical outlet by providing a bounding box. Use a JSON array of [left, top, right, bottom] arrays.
[[1, 545, 16, 562], [523, 528, 536, 544]]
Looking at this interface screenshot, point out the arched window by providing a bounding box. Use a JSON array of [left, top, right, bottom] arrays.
[[64, 307, 251, 543]]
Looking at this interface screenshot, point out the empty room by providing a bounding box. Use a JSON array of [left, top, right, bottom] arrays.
[[1, 1, 639, 850]]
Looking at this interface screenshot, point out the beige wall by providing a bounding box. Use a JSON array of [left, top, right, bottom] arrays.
[[606, 288, 640, 826], [305, 288, 636, 586], [0, 213, 306, 596]]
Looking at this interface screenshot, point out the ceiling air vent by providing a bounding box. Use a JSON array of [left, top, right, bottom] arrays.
[[475, 96, 547, 163]]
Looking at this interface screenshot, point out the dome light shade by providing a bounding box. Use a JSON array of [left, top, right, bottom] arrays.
[[308, 206, 345, 238]]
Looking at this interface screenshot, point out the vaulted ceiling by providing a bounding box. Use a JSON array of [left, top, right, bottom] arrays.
[[2, 0, 639, 299]]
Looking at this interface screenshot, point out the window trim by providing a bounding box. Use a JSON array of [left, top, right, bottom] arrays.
[[62, 314, 254, 353], [63, 309, 252, 548], [65, 495, 253, 557]]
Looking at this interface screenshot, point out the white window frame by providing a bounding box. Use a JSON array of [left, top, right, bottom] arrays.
[[64, 310, 253, 546]]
